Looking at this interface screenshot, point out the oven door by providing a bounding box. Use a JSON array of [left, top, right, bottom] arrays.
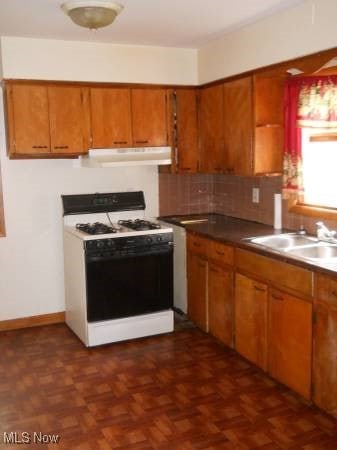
[[85, 246, 173, 322]]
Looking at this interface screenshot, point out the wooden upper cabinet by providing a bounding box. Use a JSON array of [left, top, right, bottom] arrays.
[[90, 87, 132, 148], [174, 89, 199, 173], [199, 85, 224, 173], [131, 88, 168, 147], [269, 289, 312, 400], [5, 82, 90, 157], [223, 77, 253, 176], [49, 86, 89, 154], [222, 73, 284, 176], [6, 83, 50, 155], [253, 74, 284, 174]]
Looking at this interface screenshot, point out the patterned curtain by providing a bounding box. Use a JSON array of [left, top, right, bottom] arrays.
[[283, 75, 337, 200], [283, 78, 304, 200]]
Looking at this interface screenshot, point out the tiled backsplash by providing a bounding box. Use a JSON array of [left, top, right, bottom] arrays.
[[159, 173, 337, 234], [159, 173, 214, 216]]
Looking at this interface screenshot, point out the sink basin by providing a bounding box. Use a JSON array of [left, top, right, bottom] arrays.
[[249, 234, 317, 250], [286, 244, 337, 261]]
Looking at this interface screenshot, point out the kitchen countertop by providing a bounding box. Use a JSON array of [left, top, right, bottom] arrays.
[[159, 213, 337, 276]]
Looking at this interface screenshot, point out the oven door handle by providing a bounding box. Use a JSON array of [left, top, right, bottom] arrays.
[[86, 245, 173, 263]]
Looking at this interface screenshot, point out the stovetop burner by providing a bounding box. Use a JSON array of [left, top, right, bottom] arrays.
[[76, 222, 118, 235], [118, 219, 161, 231]]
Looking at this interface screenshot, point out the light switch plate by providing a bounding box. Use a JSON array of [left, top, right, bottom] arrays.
[[252, 187, 260, 203]]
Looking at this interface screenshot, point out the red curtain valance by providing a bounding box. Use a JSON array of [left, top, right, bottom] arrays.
[[283, 75, 337, 199]]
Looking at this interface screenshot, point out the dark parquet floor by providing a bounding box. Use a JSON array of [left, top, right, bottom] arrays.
[[1, 324, 337, 450]]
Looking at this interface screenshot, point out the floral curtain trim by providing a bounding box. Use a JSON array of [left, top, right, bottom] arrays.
[[298, 79, 337, 128], [282, 153, 304, 201]]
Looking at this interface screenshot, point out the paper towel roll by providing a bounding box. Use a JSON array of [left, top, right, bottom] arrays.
[[274, 193, 282, 230]]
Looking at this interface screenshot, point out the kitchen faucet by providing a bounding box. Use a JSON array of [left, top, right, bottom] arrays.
[[316, 221, 337, 242]]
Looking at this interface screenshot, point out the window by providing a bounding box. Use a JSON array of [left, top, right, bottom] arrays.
[[301, 128, 337, 209], [283, 74, 337, 217]]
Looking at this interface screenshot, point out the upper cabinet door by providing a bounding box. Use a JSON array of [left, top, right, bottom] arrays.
[[90, 88, 132, 148], [199, 85, 224, 173], [175, 89, 199, 173], [224, 77, 253, 176], [7, 83, 50, 155], [48, 86, 89, 154], [131, 89, 168, 147]]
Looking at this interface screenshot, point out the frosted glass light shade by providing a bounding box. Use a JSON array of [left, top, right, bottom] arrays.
[[61, 1, 123, 29]]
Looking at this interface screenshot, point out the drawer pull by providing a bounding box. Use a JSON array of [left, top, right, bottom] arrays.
[[32, 145, 48, 149], [193, 242, 201, 247], [54, 145, 69, 150], [216, 250, 225, 256], [135, 140, 149, 144], [113, 141, 128, 145], [254, 285, 266, 292], [271, 293, 284, 301]]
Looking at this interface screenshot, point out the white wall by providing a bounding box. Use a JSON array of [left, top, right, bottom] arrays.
[[0, 36, 198, 321], [0, 91, 159, 321], [198, 0, 337, 84], [1, 36, 198, 85]]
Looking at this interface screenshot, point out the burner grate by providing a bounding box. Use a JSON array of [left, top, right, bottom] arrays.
[[76, 222, 118, 235], [118, 219, 161, 231]]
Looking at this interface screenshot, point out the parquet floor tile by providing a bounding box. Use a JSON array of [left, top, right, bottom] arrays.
[[1, 325, 337, 449]]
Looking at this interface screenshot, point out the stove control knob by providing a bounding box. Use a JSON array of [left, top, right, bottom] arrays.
[[106, 240, 114, 247], [96, 240, 105, 249], [146, 236, 153, 244], [156, 236, 163, 242]]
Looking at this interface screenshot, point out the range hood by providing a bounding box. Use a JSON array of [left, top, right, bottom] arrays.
[[79, 147, 172, 168]]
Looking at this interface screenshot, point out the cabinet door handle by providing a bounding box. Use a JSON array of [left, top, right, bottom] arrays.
[[54, 146, 69, 150], [214, 167, 222, 171], [180, 167, 192, 171], [113, 141, 128, 145], [271, 293, 283, 301], [32, 145, 48, 149], [135, 140, 149, 144], [216, 250, 225, 256], [254, 285, 266, 292]]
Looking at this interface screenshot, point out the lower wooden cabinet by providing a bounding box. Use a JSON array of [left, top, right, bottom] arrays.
[[187, 251, 208, 331], [235, 273, 268, 370], [187, 232, 234, 340], [208, 263, 233, 347], [269, 288, 312, 400], [313, 274, 337, 413]]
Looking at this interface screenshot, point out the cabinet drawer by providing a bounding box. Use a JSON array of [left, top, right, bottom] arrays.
[[316, 273, 337, 306], [187, 233, 208, 256], [209, 240, 234, 266], [236, 249, 313, 297]]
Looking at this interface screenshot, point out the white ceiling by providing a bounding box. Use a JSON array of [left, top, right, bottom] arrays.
[[0, 0, 304, 48]]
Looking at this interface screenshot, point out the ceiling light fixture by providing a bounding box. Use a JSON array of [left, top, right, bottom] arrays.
[[61, 0, 123, 30]]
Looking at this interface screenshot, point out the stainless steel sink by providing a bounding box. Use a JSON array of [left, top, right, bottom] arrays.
[[247, 233, 337, 263], [285, 244, 337, 261], [249, 234, 317, 250]]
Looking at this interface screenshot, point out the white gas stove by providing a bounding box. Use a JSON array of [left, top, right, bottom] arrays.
[[62, 191, 174, 347]]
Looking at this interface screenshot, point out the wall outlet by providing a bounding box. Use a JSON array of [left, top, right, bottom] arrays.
[[252, 187, 260, 204]]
